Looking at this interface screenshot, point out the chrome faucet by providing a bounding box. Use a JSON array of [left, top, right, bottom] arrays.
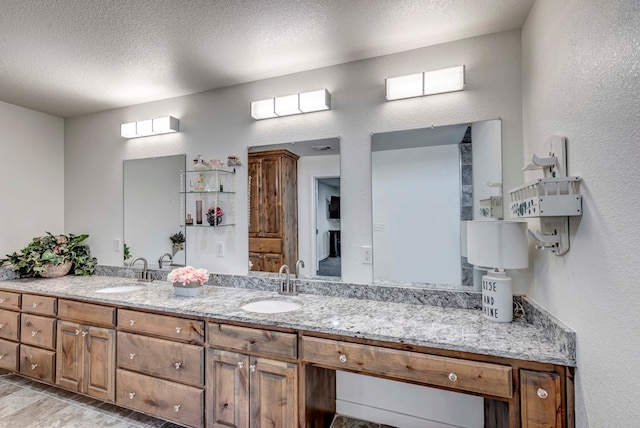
[[158, 253, 173, 269], [295, 259, 305, 278], [278, 264, 291, 294], [130, 257, 153, 282]]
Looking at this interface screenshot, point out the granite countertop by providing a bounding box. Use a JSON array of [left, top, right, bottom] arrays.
[[0, 275, 575, 366]]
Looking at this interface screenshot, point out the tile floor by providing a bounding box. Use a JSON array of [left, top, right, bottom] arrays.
[[0, 374, 392, 428]]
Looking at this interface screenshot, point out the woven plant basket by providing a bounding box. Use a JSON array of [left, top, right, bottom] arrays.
[[40, 261, 73, 278]]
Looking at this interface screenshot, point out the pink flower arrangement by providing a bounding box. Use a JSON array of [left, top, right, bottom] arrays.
[[167, 266, 209, 286]]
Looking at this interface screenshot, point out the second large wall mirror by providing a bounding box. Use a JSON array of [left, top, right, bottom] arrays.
[[248, 137, 341, 279], [371, 120, 502, 288]]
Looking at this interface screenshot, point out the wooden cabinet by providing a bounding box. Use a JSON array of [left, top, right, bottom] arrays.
[[56, 320, 116, 401], [248, 150, 299, 272], [19, 294, 57, 382], [117, 368, 204, 428], [521, 369, 563, 427], [0, 338, 19, 371], [116, 309, 205, 427], [206, 349, 298, 428], [20, 343, 55, 382]]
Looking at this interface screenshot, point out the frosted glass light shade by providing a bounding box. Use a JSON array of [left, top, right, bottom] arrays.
[[424, 65, 465, 95], [120, 122, 137, 138], [250, 98, 277, 120], [152, 116, 179, 134], [274, 94, 301, 116], [385, 73, 423, 101], [467, 221, 528, 269], [299, 89, 331, 112], [136, 119, 153, 136]]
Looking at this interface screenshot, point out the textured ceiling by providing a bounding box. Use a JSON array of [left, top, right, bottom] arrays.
[[0, 0, 534, 118]]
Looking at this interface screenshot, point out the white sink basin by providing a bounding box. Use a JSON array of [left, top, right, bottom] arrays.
[[241, 298, 303, 314], [95, 285, 145, 294]]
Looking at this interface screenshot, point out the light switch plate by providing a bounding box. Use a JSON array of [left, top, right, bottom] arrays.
[[216, 242, 225, 257], [361, 246, 372, 264]]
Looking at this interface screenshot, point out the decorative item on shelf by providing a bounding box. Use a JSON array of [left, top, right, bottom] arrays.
[[167, 265, 209, 297], [206, 206, 224, 226], [192, 155, 209, 170], [467, 221, 528, 323], [185, 214, 193, 225], [196, 200, 203, 224], [209, 159, 226, 169], [0, 232, 97, 277], [169, 231, 185, 256], [227, 155, 242, 167]]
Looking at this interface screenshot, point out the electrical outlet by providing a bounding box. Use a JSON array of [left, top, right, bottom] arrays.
[[216, 242, 225, 257], [374, 223, 385, 231], [361, 245, 372, 264], [114, 238, 121, 252]]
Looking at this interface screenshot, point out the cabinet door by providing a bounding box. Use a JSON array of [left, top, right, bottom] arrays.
[[248, 158, 262, 238], [262, 253, 283, 273], [85, 326, 115, 401], [207, 349, 249, 428], [249, 356, 298, 428], [260, 156, 284, 238], [57, 320, 83, 392], [248, 253, 263, 272], [521, 370, 562, 427]]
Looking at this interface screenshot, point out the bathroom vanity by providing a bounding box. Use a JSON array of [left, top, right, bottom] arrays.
[[0, 274, 575, 427]]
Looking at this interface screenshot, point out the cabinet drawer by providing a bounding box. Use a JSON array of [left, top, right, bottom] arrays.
[[0, 309, 20, 341], [302, 336, 513, 399], [58, 299, 115, 327], [20, 344, 55, 383], [521, 370, 562, 427], [208, 322, 297, 359], [116, 369, 204, 428], [0, 338, 19, 371], [0, 291, 20, 311], [117, 331, 204, 386], [118, 309, 204, 343], [22, 295, 56, 316], [21, 314, 56, 350], [249, 237, 282, 253]]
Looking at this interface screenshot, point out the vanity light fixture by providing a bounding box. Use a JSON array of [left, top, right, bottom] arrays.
[[385, 66, 465, 101], [467, 220, 528, 323], [120, 116, 180, 139], [250, 89, 331, 120]]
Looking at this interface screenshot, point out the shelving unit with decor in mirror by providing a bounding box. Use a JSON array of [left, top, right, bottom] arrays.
[[180, 167, 236, 228]]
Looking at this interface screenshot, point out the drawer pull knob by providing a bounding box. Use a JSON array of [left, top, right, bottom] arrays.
[[128, 392, 136, 399], [129, 319, 136, 326], [129, 353, 136, 360], [339, 354, 347, 363], [175, 326, 182, 334], [250, 364, 256, 373], [537, 388, 548, 399], [237, 361, 244, 369], [174, 362, 182, 369], [31, 363, 38, 370], [0, 298, 4, 303], [448, 372, 458, 382], [32, 302, 40, 308], [81, 331, 88, 337], [174, 404, 181, 412], [31, 330, 40, 337], [74, 329, 81, 335], [0, 353, 6, 359], [0, 323, 5, 328]]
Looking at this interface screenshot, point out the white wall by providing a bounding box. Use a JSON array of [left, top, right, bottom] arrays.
[[64, 29, 523, 287], [471, 120, 502, 218], [522, 1, 640, 426], [0, 101, 64, 256], [372, 145, 461, 285]]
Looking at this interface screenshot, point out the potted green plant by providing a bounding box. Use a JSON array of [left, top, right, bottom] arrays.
[[0, 232, 98, 277]]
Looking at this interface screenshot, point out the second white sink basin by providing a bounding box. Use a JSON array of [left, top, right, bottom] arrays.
[[241, 298, 303, 314], [95, 285, 145, 294]]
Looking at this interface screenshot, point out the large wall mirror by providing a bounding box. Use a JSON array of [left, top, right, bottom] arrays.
[[371, 120, 502, 288], [123, 154, 186, 268], [248, 137, 341, 278]]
